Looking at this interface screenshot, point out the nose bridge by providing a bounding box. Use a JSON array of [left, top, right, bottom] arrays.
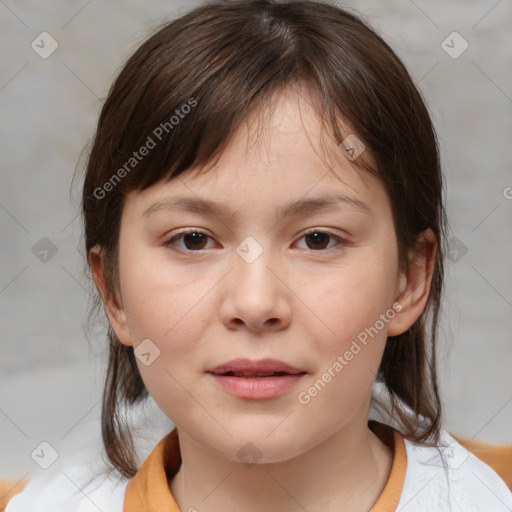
[[219, 234, 291, 331], [236, 234, 267, 265], [233, 234, 276, 287], [225, 235, 288, 325]]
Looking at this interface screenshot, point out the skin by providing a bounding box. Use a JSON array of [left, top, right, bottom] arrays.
[[90, 86, 436, 512]]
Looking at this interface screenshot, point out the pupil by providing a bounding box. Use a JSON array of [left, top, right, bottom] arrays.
[[184, 232, 206, 250], [306, 232, 329, 250]]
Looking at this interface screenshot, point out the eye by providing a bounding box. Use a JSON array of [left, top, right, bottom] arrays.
[[164, 229, 215, 252], [164, 228, 346, 253], [295, 229, 345, 251]]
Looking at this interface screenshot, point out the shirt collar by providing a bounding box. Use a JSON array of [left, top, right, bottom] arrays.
[[124, 421, 407, 512]]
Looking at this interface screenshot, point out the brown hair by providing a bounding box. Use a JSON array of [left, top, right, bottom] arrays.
[[76, 0, 446, 479]]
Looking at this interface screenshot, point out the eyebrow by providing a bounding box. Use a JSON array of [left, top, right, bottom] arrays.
[[142, 193, 373, 220]]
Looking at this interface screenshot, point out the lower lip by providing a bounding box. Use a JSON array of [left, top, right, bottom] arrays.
[[208, 373, 306, 399]]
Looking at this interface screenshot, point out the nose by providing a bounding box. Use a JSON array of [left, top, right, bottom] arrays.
[[219, 241, 292, 333]]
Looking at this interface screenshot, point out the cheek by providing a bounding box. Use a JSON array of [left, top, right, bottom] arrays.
[[119, 241, 208, 341], [316, 256, 398, 344], [297, 279, 390, 432], [304, 250, 397, 394], [118, 253, 218, 424], [123, 276, 217, 362]]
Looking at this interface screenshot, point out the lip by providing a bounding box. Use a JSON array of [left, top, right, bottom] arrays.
[[206, 358, 307, 400], [207, 358, 306, 375], [208, 373, 306, 399]]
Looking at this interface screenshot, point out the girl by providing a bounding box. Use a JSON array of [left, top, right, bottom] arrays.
[[6, 0, 512, 510]]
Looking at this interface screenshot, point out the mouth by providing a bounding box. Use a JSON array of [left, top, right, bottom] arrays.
[[209, 370, 306, 378], [206, 358, 307, 398], [206, 366, 307, 399], [207, 357, 307, 376]]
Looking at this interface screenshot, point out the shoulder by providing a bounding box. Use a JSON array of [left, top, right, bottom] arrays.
[[5, 463, 128, 512], [6, 397, 172, 512], [398, 428, 512, 511], [5, 445, 130, 512]]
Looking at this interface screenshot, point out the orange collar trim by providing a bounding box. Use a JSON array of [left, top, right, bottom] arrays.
[[124, 428, 181, 511], [124, 422, 407, 512]]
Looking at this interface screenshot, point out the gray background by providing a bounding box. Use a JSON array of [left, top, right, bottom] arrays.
[[1, 0, 511, 479]]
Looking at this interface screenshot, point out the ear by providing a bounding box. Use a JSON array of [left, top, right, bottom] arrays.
[[88, 245, 133, 347], [387, 229, 437, 336]]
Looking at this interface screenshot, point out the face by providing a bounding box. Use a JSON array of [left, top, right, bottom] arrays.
[[92, 88, 427, 464]]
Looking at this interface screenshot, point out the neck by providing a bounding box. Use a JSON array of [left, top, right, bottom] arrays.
[[169, 405, 393, 512]]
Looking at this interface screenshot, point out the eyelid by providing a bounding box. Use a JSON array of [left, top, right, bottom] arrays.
[[298, 228, 348, 250], [164, 228, 215, 250]]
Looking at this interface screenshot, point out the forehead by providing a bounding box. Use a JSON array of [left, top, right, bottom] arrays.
[[123, 87, 387, 221]]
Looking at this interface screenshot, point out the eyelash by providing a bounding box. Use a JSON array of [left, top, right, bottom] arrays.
[[163, 228, 347, 254]]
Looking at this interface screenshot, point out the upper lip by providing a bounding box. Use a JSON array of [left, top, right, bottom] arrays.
[[207, 358, 306, 375]]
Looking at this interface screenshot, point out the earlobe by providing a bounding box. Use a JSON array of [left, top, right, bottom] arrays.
[[387, 229, 437, 337], [88, 245, 133, 347]]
